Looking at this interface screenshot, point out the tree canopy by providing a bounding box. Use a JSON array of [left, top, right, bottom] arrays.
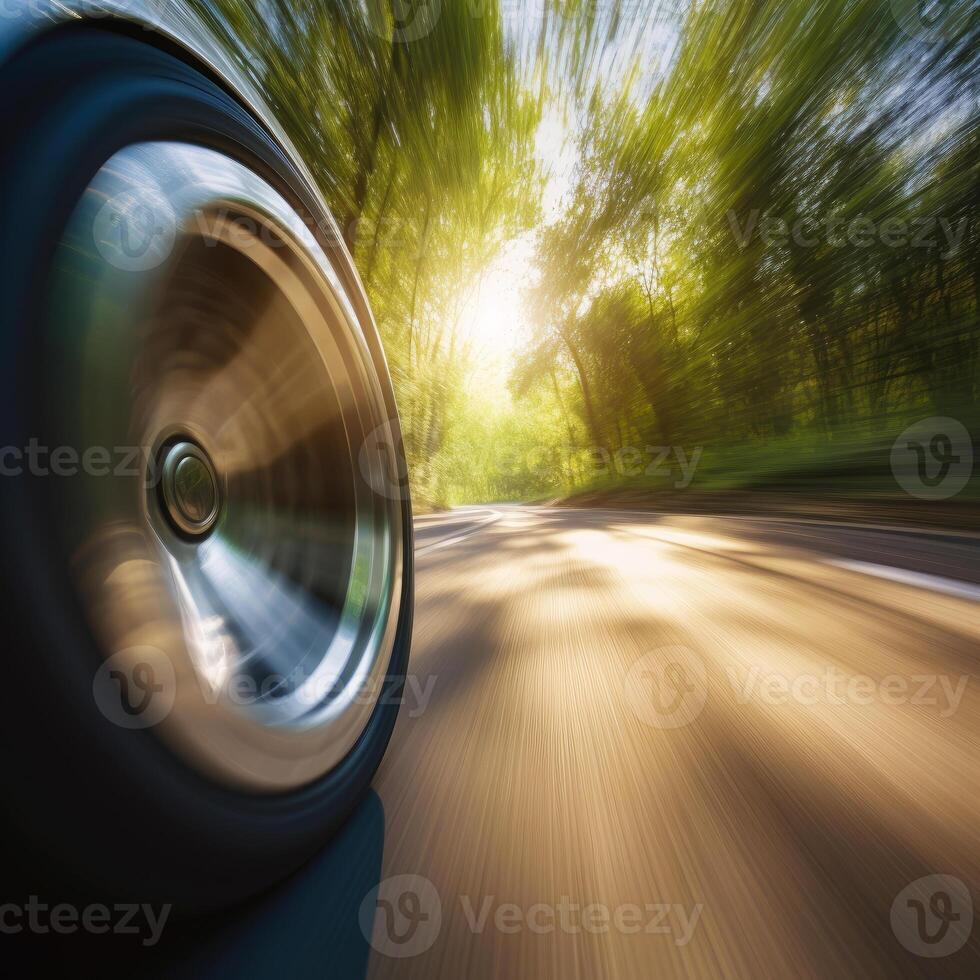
[[196, 0, 979, 505]]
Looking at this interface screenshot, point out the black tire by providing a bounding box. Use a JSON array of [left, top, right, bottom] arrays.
[[0, 26, 413, 911]]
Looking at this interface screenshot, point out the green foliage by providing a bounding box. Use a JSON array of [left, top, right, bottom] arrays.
[[521, 0, 980, 502], [191, 0, 542, 506], [192, 0, 978, 505]]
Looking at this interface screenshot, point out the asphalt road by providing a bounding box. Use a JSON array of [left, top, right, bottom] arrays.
[[367, 505, 980, 979], [27, 504, 980, 978]]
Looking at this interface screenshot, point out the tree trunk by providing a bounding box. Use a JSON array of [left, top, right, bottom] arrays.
[[559, 326, 604, 449]]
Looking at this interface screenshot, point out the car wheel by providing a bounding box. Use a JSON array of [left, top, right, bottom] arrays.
[[0, 27, 412, 910]]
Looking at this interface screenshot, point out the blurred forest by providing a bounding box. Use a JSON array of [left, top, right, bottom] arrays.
[[192, 0, 979, 506]]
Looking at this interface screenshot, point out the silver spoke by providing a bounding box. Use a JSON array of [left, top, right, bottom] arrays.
[[45, 141, 403, 790]]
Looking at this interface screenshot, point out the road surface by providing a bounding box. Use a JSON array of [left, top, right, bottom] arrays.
[[37, 505, 980, 977], [367, 505, 979, 978]]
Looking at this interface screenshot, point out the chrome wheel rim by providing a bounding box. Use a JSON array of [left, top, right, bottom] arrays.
[[44, 142, 403, 791]]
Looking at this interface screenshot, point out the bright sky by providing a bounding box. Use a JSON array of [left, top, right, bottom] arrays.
[[454, 7, 680, 388], [456, 107, 576, 388], [457, 235, 537, 385]]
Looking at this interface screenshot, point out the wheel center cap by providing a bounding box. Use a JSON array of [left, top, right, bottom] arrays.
[[160, 441, 220, 536]]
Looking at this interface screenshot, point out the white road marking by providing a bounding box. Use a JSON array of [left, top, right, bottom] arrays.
[[415, 509, 502, 556], [413, 508, 499, 523], [539, 506, 980, 540], [827, 559, 980, 602]]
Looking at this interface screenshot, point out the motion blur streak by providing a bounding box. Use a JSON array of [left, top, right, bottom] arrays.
[[371, 507, 979, 978], [194, 0, 980, 507]]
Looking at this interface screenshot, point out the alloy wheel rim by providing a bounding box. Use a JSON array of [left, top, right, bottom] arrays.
[[43, 141, 404, 791]]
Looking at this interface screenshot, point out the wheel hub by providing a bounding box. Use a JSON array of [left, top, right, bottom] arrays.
[[160, 441, 220, 536]]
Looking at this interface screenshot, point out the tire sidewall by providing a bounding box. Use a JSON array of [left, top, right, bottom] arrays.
[[0, 26, 413, 911]]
